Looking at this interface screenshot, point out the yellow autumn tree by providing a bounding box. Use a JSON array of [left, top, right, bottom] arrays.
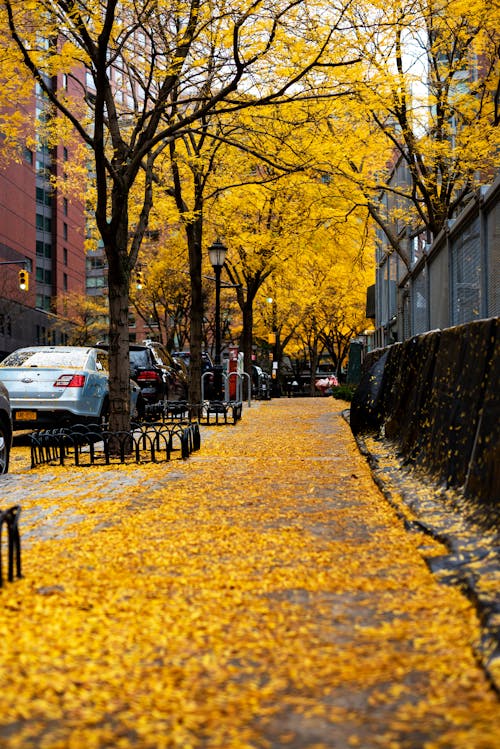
[[258, 200, 374, 394], [129, 228, 193, 351], [0, 0, 361, 424], [328, 0, 500, 268], [52, 292, 110, 345]]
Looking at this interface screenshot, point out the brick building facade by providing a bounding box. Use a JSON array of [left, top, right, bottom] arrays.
[[0, 73, 86, 359]]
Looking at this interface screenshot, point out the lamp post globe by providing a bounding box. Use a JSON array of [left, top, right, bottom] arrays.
[[208, 238, 227, 270], [208, 239, 228, 400]]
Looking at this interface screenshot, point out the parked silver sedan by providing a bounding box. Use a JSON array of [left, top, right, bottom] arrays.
[[0, 346, 140, 430]]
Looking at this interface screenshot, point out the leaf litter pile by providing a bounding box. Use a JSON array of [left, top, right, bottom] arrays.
[[0, 398, 498, 748]]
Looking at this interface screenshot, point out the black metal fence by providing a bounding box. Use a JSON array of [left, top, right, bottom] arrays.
[[0, 505, 22, 587], [199, 400, 243, 425], [28, 392, 245, 469], [144, 401, 190, 422], [146, 398, 244, 426], [30, 420, 201, 468]]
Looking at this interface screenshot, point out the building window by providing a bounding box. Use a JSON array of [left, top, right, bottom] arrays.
[[86, 276, 106, 289], [64, 248, 68, 265], [36, 159, 48, 177], [36, 295, 51, 312], [36, 187, 52, 206], [36, 267, 52, 285], [86, 256, 106, 270], [63, 197, 68, 216], [36, 213, 52, 232], [63, 223, 68, 240], [63, 273, 68, 291]]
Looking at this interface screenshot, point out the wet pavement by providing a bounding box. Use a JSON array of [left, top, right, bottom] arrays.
[[0, 397, 498, 748]]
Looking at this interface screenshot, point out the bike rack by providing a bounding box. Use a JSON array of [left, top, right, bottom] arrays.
[[199, 400, 243, 425], [143, 400, 190, 422], [29, 421, 200, 468], [199, 370, 245, 424], [226, 371, 251, 407]]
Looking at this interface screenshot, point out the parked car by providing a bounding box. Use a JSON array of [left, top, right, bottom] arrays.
[[172, 350, 214, 374], [126, 341, 189, 407], [172, 350, 215, 399], [315, 374, 339, 396], [0, 381, 13, 473], [0, 346, 140, 430], [251, 365, 272, 400]]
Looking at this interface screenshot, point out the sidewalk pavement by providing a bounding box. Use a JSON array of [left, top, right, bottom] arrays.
[[0, 397, 498, 748]]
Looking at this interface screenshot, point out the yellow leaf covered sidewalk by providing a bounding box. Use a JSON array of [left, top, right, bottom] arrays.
[[0, 398, 498, 748]]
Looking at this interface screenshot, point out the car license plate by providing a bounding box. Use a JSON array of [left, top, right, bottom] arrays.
[[15, 410, 37, 421]]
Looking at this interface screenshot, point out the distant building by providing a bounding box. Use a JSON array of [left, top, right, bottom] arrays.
[[0, 73, 86, 358]]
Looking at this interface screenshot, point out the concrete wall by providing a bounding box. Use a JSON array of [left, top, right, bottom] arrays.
[[350, 318, 500, 503]]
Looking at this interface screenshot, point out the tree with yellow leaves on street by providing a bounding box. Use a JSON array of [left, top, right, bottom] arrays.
[[265, 203, 374, 394], [52, 292, 110, 346], [0, 0, 360, 426], [328, 0, 500, 268]]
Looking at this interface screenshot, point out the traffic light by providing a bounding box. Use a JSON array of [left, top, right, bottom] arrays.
[[18, 269, 29, 291], [135, 269, 145, 290]]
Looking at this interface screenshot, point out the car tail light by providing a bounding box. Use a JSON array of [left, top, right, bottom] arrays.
[[53, 374, 86, 388], [136, 370, 161, 383]]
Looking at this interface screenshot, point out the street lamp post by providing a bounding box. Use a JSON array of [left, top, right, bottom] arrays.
[[208, 238, 228, 401]]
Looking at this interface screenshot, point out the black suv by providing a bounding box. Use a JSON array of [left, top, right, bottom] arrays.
[[172, 350, 213, 373], [96, 341, 189, 414], [172, 351, 215, 398], [129, 342, 189, 408]]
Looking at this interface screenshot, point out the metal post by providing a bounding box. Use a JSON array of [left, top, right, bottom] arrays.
[[208, 239, 228, 402], [214, 263, 224, 400]]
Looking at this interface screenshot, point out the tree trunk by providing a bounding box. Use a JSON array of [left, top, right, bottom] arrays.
[[309, 344, 320, 397], [186, 220, 203, 416], [106, 246, 131, 433], [241, 301, 254, 399]]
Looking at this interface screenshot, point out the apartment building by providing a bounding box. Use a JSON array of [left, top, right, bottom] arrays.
[[0, 73, 86, 359]]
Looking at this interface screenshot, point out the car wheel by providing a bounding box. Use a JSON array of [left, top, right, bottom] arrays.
[[99, 397, 110, 426], [0, 416, 11, 474], [135, 394, 146, 420]]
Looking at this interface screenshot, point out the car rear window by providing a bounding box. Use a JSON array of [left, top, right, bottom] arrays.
[[0, 349, 88, 368], [129, 350, 151, 368], [150, 347, 171, 366]]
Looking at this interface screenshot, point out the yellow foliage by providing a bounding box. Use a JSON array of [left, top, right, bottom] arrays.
[[1, 399, 497, 747]]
